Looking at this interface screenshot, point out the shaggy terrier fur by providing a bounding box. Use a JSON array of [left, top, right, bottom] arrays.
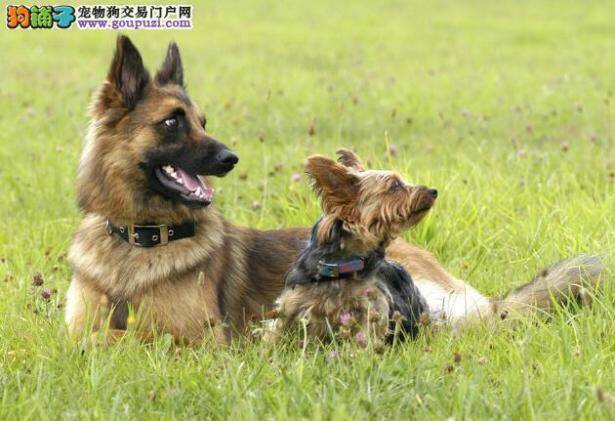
[[268, 150, 437, 346]]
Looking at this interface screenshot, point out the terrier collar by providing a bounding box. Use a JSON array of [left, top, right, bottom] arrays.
[[318, 257, 366, 278], [106, 220, 195, 247]]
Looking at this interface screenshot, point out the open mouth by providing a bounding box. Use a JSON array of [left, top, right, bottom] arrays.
[[154, 164, 213, 206]]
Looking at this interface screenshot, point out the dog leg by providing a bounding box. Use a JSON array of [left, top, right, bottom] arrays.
[[65, 275, 110, 338]]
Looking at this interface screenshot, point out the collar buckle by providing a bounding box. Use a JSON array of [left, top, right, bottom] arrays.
[[127, 224, 169, 246], [158, 224, 169, 245], [318, 261, 340, 277], [127, 224, 139, 246]]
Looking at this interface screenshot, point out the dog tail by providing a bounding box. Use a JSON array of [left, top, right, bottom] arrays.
[[494, 254, 605, 318]]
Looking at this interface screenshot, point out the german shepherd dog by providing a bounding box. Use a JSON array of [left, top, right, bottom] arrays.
[[268, 151, 432, 347], [66, 35, 604, 345]]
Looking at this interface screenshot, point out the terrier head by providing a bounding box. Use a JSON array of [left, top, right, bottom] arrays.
[[305, 149, 438, 250]]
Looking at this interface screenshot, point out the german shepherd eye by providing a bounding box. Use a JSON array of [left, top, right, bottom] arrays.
[[164, 117, 179, 130]]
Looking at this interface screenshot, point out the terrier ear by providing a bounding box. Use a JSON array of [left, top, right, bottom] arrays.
[[336, 148, 364, 172], [107, 35, 150, 110], [155, 42, 184, 87], [305, 155, 359, 209]]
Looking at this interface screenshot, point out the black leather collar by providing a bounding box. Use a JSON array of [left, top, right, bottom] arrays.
[[106, 220, 195, 247]]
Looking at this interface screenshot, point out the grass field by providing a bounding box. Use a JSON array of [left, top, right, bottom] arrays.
[[1, 0, 614, 419]]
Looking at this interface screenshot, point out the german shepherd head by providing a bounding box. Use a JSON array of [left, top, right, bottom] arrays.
[[77, 35, 238, 224]]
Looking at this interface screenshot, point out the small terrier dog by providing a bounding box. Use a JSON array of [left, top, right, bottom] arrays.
[[268, 149, 437, 347]]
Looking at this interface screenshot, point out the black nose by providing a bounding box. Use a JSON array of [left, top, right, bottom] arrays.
[[427, 188, 438, 198], [217, 150, 239, 166]]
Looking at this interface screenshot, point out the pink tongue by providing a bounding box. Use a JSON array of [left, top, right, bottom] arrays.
[[176, 168, 202, 192]]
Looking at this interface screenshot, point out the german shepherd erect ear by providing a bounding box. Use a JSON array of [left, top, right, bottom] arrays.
[[155, 42, 184, 87], [107, 35, 150, 110]]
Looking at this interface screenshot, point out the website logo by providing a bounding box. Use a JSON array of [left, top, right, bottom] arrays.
[[6, 5, 193, 30], [7, 5, 76, 29]]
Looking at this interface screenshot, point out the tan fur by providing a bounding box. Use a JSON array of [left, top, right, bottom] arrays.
[[65, 276, 110, 332], [271, 280, 390, 347], [495, 254, 604, 318], [67, 207, 310, 342], [78, 86, 210, 225], [305, 153, 435, 250], [386, 238, 461, 291]]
